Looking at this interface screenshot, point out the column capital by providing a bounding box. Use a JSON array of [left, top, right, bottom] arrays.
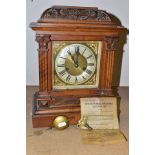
[[36, 34, 51, 52], [104, 36, 119, 51]]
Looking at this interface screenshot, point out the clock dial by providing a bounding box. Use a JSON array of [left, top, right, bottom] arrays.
[[55, 44, 96, 85]]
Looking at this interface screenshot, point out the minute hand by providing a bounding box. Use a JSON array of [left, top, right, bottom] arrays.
[[75, 46, 80, 66]]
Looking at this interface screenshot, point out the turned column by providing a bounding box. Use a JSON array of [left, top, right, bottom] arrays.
[[100, 36, 119, 92], [36, 34, 51, 92]]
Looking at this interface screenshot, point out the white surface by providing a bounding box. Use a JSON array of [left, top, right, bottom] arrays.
[[26, 0, 129, 86]]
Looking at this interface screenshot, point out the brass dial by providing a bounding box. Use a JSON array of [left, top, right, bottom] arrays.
[[55, 44, 96, 85]]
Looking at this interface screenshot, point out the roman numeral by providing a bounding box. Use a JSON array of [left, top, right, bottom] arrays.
[[59, 56, 66, 59], [75, 46, 80, 54], [58, 69, 66, 76], [85, 69, 92, 75], [86, 55, 93, 59], [57, 64, 65, 67], [66, 74, 71, 81], [87, 63, 94, 66], [75, 76, 78, 83], [82, 76, 86, 80]]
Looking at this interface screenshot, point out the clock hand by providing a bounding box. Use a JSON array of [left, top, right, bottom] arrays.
[[74, 46, 80, 67], [67, 50, 75, 63]]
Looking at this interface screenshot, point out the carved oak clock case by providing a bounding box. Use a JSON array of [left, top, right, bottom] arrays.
[[30, 6, 128, 128]]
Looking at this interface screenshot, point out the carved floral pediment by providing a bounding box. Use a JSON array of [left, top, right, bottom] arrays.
[[39, 6, 112, 23], [30, 5, 128, 35]]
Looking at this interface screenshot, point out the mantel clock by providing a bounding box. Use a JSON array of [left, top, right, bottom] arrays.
[[30, 6, 128, 128]]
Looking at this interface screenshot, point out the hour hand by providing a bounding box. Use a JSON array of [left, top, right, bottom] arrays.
[[67, 50, 75, 62]]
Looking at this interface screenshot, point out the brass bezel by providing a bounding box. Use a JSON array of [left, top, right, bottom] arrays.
[[52, 41, 102, 90]]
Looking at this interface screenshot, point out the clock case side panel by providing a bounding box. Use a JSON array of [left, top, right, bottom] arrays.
[[99, 36, 120, 95], [36, 34, 52, 92]]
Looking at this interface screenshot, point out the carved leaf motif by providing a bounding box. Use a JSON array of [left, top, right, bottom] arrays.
[[45, 8, 58, 18], [36, 34, 51, 51], [104, 37, 119, 51], [40, 6, 111, 22], [97, 10, 111, 21]]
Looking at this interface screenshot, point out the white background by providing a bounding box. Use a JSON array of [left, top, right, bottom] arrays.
[[1, 0, 155, 155], [26, 0, 129, 86]]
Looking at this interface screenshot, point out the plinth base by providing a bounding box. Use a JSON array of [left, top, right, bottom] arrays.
[[32, 112, 81, 128], [32, 89, 118, 128], [32, 92, 81, 128]]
